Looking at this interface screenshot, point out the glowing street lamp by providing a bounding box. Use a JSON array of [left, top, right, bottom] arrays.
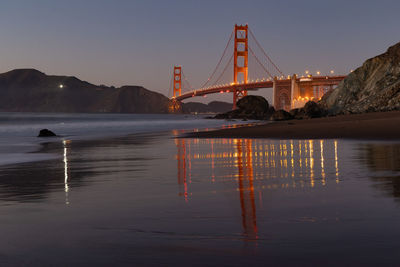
[[330, 70, 335, 74]]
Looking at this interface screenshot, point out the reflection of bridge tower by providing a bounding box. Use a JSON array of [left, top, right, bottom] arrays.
[[236, 139, 258, 240], [174, 138, 258, 239], [175, 138, 188, 201], [233, 24, 249, 109]]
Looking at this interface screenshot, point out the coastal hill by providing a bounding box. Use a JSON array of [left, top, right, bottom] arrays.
[[182, 101, 232, 114], [0, 69, 171, 113], [321, 41, 400, 114]]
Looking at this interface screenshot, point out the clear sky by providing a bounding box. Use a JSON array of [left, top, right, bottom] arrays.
[[1, 0, 399, 102]]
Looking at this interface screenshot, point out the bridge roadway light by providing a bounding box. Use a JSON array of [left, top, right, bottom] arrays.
[[316, 71, 320, 75], [305, 70, 309, 74], [330, 70, 334, 74]]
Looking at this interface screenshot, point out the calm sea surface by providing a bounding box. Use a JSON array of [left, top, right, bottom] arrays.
[[0, 113, 399, 266]]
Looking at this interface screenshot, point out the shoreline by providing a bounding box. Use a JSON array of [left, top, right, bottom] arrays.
[[0, 113, 251, 168], [184, 111, 400, 140]]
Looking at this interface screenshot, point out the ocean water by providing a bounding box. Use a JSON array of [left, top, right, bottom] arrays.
[[0, 113, 400, 266], [0, 112, 247, 166]]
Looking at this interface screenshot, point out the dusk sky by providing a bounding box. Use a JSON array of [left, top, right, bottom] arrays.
[[1, 0, 399, 102]]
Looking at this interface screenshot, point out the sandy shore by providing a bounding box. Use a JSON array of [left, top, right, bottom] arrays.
[[187, 111, 400, 140]]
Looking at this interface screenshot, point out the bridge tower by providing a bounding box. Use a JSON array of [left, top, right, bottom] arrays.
[[168, 66, 183, 113], [173, 66, 182, 97], [233, 24, 249, 109]]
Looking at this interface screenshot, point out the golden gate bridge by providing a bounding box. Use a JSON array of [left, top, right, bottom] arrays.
[[169, 24, 346, 111]]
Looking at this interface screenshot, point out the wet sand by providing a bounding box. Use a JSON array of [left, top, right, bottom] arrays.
[[187, 111, 400, 140], [2, 127, 400, 265]]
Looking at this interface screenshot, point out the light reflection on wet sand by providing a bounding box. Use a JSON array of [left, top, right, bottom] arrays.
[[174, 137, 344, 243], [175, 138, 342, 192], [0, 133, 400, 265]]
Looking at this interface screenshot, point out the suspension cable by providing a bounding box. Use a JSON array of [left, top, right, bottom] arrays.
[[212, 53, 234, 86], [249, 46, 274, 79], [182, 71, 194, 91], [168, 71, 174, 98], [249, 28, 284, 77], [200, 30, 234, 88]]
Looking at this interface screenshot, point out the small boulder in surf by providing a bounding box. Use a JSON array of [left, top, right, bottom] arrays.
[[38, 129, 56, 137]]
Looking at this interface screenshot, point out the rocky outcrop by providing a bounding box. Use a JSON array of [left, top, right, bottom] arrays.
[[302, 101, 326, 118], [38, 129, 56, 137], [289, 101, 327, 119], [0, 69, 171, 113], [320, 41, 400, 114], [214, 95, 274, 120], [271, 110, 293, 121]]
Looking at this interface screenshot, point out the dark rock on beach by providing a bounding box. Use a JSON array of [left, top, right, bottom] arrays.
[[289, 108, 303, 119], [237, 95, 269, 113], [302, 101, 326, 118], [38, 129, 56, 137], [270, 109, 293, 121], [289, 101, 327, 120], [214, 95, 274, 120]]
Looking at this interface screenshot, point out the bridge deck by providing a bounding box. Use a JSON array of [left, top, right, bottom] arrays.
[[174, 75, 346, 102]]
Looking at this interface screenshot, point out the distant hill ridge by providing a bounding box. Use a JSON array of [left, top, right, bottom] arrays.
[[182, 101, 232, 114], [0, 69, 170, 113]]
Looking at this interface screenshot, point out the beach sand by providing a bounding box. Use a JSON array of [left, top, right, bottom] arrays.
[[186, 111, 400, 139]]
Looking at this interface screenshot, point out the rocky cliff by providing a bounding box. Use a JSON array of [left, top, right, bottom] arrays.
[[320, 41, 400, 114], [0, 69, 170, 113]]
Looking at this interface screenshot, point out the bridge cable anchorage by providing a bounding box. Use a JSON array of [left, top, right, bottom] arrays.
[[200, 30, 234, 89], [212, 53, 234, 87], [248, 28, 284, 77], [248, 46, 274, 79]]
